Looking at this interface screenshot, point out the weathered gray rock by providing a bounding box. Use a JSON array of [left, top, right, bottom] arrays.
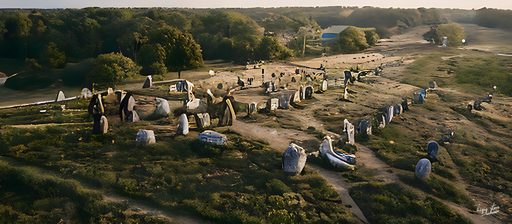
[[80, 88, 92, 99], [282, 143, 307, 175], [415, 158, 431, 180], [198, 130, 227, 145], [136, 129, 156, 146], [154, 98, 170, 117]]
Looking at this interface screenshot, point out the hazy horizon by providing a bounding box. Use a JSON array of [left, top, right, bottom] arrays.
[[1, 0, 511, 10]]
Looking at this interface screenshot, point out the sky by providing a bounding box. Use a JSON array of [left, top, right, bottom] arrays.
[[1, 0, 511, 10]]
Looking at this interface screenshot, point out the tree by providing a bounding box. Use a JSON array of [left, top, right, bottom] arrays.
[[137, 43, 166, 74], [87, 52, 141, 88], [147, 26, 203, 72], [331, 26, 368, 54], [255, 37, 291, 60], [363, 29, 380, 46], [435, 23, 466, 47], [42, 42, 66, 69]]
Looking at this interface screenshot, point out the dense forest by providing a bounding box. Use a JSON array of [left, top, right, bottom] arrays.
[[0, 6, 484, 88]]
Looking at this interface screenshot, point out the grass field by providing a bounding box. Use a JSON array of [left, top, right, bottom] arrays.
[[0, 99, 362, 223]]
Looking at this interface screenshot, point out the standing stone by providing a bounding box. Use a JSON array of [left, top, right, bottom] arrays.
[[88, 94, 104, 115], [415, 158, 431, 179], [348, 122, 355, 145], [115, 90, 126, 103], [300, 85, 304, 100], [268, 98, 279, 111], [292, 90, 301, 103], [344, 119, 355, 145], [282, 143, 307, 176], [278, 93, 290, 109], [107, 88, 114, 95], [80, 88, 93, 99], [127, 110, 140, 122], [55, 91, 66, 102], [248, 102, 258, 115], [92, 114, 102, 134], [119, 93, 135, 121], [429, 81, 438, 89], [321, 80, 328, 92], [195, 113, 211, 129], [402, 100, 409, 111], [305, 86, 313, 99], [154, 98, 170, 117], [379, 115, 386, 128], [178, 114, 189, 135], [136, 130, 156, 146], [218, 99, 236, 126], [360, 119, 371, 136], [427, 141, 439, 159], [387, 106, 394, 124], [344, 70, 352, 86], [394, 104, 401, 116], [100, 115, 108, 134], [142, 75, 153, 88]]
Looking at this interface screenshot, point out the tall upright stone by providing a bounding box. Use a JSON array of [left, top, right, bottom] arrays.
[[55, 91, 66, 102], [282, 143, 307, 176]]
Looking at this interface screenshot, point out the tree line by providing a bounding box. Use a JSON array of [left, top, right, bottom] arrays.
[[0, 7, 475, 88]]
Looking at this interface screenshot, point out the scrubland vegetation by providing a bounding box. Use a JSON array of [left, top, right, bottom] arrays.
[[0, 99, 363, 223]]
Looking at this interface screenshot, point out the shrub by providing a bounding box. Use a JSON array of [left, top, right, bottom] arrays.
[[87, 52, 141, 88]]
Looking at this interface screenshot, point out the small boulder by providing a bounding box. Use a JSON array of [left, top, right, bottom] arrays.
[[415, 158, 431, 180], [154, 98, 170, 117], [427, 141, 439, 159], [80, 88, 92, 99], [198, 130, 227, 145], [136, 130, 156, 146]]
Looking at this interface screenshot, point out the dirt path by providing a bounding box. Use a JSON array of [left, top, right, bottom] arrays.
[[308, 164, 369, 224], [229, 119, 369, 223], [355, 144, 399, 183]]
